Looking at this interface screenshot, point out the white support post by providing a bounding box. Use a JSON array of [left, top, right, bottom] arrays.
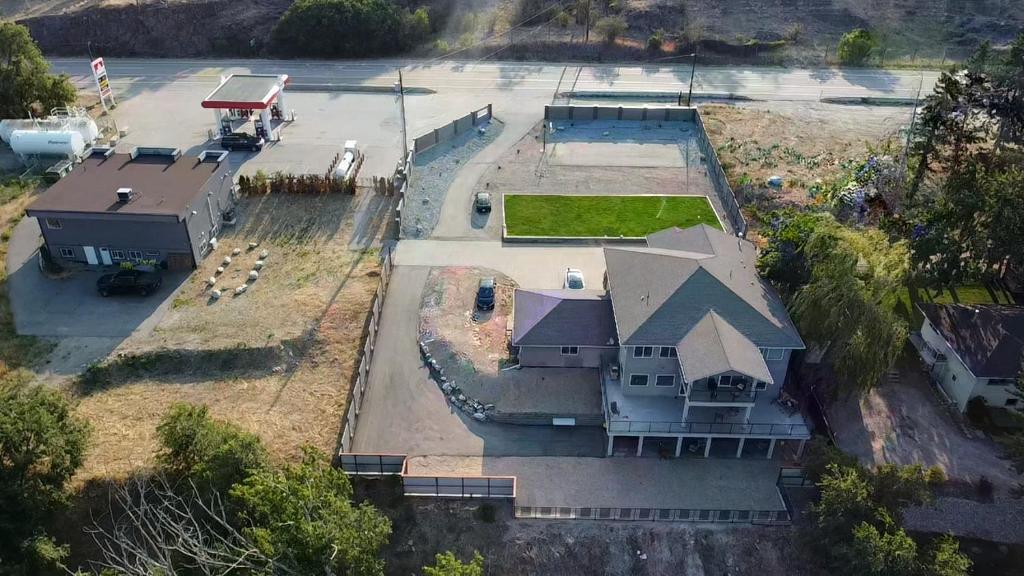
[[703, 437, 712, 458], [636, 435, 645, 457], [682, 398, 690, 421], [744, 405, 752, 422], [675, 436, 683, 458], [213, 109, 224, 135], [275, 77, 287, 115], [259, 108, 274, 141], [767, 438, 776, 459], [736, 438, 745, 458], [797, 439, 807, 459], [607, 435, 614, 457]]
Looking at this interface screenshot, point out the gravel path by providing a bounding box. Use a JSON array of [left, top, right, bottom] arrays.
[[904, 496, 1024, 544], [401, 120, 504, 239]]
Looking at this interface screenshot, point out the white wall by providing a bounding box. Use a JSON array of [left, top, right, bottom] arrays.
[[920, 319, 980, 412]]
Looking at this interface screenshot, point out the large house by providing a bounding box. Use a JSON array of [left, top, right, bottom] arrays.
[[26, 147, 235, 270], [512, 224, 810, 458], [912, 303, 1024, 413]]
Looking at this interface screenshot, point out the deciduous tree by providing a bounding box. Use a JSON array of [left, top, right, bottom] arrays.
[[0, 23, 77, 118], [423, 551, 485, 576]]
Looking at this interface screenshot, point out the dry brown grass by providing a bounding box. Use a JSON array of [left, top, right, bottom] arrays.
[[68, 192, 382, 482]]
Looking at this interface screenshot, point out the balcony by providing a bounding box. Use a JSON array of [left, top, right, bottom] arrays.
[[684, 378, 758, 405]]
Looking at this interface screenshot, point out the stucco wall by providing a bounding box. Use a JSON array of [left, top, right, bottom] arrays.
[[618, 346, 682, 397]]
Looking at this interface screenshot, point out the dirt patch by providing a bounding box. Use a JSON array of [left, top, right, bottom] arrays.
[[355, 479, 823, 576], [700, 102, 904, 213], [66, 192, 383, 481]]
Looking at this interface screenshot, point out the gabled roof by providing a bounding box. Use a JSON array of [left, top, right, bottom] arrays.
[[919, 303, 1024, 378], [605, 224, 803, 348], [512, 289, 618, 347], [677, 311, 774, 383]]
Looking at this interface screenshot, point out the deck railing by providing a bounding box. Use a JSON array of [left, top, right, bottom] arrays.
[[607, 419, 811, 437]]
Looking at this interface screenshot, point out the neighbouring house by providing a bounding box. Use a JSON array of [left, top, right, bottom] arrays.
[[912, 303, 1024, 413], [26, 147, 235, 271], [512, 224, 811, 459]]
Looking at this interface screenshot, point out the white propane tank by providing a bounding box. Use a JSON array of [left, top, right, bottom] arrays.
[[333, 140, 358, 180], [9, 130, 85, 158], [65, 116, 100, 143]]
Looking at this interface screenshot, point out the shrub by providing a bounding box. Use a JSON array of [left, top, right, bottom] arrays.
[[556, 10, 570, 28], [647, 29, 665, 52], [783, 22, 804, 43], [965, 396, 991, 428], [837, 28, 876, 65], [477, 503, 496, 523], [594, 15, 627, 44], [433, 39, 450, 54], [272, 0, 408, 57], [403, 7, 431, 44]]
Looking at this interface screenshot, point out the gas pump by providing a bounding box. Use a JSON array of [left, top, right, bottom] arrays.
[[220, 115, 233, 137], [253, 117, 267, 141]]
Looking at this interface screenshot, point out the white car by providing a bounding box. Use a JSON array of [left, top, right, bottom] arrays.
[[564, 268, 585, 290]]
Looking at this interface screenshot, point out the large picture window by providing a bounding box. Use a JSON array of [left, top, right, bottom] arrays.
[[629, 374, 649, 387], [655, 375, 675, 387], [659, 347, 678, 358], [632, 346, 654, 358]]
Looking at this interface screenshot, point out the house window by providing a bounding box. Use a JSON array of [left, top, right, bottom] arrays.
[[754, 381, 769, 391], [629, 374, 649, 387], [128, 250, 143, 260], [560, 346, 579, 356], [655, 375, 675, 387], [659, 347, 678, 358], [45, 218, 62, 229], [987, 378, 1015, 387], [111, 250, 125, 260], [58, 247, 75, 258], [761, 348, 784, 361], [632, 346, 654, 358], [718, 375, 734, 388]]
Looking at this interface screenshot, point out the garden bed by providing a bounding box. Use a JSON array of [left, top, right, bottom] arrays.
[[503, 194, 721, 238]]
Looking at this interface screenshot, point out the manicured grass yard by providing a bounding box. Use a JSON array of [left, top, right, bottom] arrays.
[[504, 195, 721, 237], [895, 281, 1017, 326]]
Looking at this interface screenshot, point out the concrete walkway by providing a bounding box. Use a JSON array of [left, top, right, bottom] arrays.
[[352, 265, 604, 457], [395, 239, 606, 289], [406, 455, 787, 511]]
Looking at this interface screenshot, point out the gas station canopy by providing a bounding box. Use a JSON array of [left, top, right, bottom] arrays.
[[201, 74, 290, 110]]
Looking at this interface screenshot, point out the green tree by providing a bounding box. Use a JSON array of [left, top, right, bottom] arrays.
[[594, 16, 627, 44], [0, 23, 77, 118], [837, 28, 877, 65], [230, 447, 391, 576], [272, 0, 408, 57], [924, 535, 973, 576], [403, 7, 432, 45], [155, 403, 268, 497], [423, 551, 485, 576], [0, 372, 89, 566]]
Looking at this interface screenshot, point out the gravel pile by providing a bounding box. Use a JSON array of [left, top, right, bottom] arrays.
[[903, 495, 1024, 544], [401, 120, 504, 239]]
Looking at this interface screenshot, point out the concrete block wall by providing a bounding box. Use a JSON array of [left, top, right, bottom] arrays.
[[412, 104, 494, 154]]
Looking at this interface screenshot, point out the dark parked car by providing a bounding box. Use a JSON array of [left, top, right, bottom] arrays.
[[97, 269, 163, 297], [475, 276, 495, 310], [220, 132, 265, 152], [474, 191, 492, 214]]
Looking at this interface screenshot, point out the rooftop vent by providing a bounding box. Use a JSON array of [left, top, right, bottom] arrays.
[[116, 187, 134, 203]]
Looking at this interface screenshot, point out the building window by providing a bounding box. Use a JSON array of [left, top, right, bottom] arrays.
[[629, 374, 649, 387], [560, 346, 579, 356], [761, 348, 784, 361], [111, 250, 125, 260], [45, 218, 62, 229], [659, 347, 678, 358], [128, 250, 143, 260], [655, 374, 675, 387], [754, 381, 769, 391], [145, 250, 161, 257], [718, 375, 733, 387], [58, 247, 74, 258], [987, 378, 1015, 387], [632, 346, 654, 358]]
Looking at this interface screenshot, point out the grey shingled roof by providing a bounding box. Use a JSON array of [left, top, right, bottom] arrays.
[[918, 303, 1024, 378], [676, 311, 774, 383], [605, 224, 803, 349], [512, 289, 618, 347]]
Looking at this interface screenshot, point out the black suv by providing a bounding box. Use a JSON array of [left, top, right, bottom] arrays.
[[97, 269, 163, 297], [220, 132, 265, 152], [475, 277, 496, 310]]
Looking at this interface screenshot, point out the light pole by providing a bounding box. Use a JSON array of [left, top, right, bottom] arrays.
[[686, 50, 697, 106], [395, 70, 408, 160]]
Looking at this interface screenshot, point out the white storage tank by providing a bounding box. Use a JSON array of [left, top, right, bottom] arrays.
[[65, 116, 100, 143], [333, 140, 359, 180], [10, 130, 86, 158]]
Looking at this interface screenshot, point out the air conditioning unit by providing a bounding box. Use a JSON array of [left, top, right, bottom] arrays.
[[116, 187, 134, 203]]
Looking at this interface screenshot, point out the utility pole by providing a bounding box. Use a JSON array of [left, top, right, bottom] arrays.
[[686, 51, 697, 106], [395, 70, 407, 160], [584, 0, 591, 44]]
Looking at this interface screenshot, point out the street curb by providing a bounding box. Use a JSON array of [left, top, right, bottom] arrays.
[[288, 83, 436, 95], [818, 96, 919, 106], [561, 90, 755, 102]]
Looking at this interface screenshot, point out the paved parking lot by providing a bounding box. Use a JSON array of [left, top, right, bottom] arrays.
[[7, 218, 185, 338]]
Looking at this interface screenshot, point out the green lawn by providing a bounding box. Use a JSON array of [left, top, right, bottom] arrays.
[[503, 195, 721, 237], [895, 281, 1016, 326]]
